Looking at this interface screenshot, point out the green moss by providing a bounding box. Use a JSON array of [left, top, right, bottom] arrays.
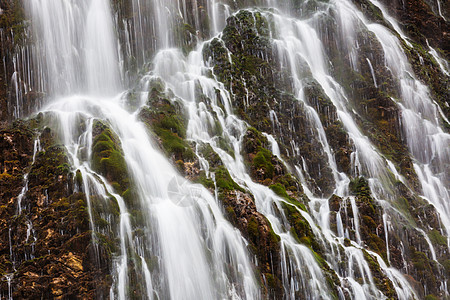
[[268, 224, 281, 244], [174, 22, 197, 55], [283, 195, 307, 212], [395, 196, 410, 213], [198, 143, 222, 167], [225, 205, 237, 222], [247, 216, 260, 241], [157, 128, 195, 161], [253, 148, 274, 178], [281, 202, 320, 253], [215, 136, 235, 158], [51, 198, 67, 212], [194, 171, 215, 189], [75, 169, 83, 187], [138, 88, 195, 162], [362, 250, 395, 297], [349, 177, 370, 196], [157, 108, 186, 138], [95, 216, 109, 229], [121, 188, 139, 209], [0, 0, 27, 44], [428, 229, 447, 247], [264, 273, 276, 290], [56, 163, 70, 174], [269, 183, 289, 198], [412, 251, 432, 273], [441, 259, 450, 276], [215, 166, 244, 192], [93, 231, 118, 256], [91, 122, 129, 194]]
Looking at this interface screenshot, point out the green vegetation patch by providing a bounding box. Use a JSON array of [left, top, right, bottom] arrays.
[[91, 121, 129, 194], [139, 83, 195, 162]]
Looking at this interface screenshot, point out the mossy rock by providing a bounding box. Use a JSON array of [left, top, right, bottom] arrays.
[[138, 85, 195, 162], [349, 177, 377, 216], [269, 183, 289, 198], [204, 11, 340, 195], [91, 121, 129, 194], [411, 248, 438, 292], [362, 250, 396, 298], [213, 165, 243, 192], [281, 202, 321, 253], [428, 229, 447, 247], [197, 143, 223, 168], [253, 148, 275, 179]]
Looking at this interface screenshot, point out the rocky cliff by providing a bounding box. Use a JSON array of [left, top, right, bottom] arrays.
[[0, 0, 449, 299]]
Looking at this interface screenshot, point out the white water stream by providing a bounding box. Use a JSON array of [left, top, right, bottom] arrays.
[[26, 0, 260, 299]]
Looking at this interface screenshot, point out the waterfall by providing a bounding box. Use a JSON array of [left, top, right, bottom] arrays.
[[25, 0, 121, 96], [10, 0, 449, 298], [364, 0, 450, 243], [25, 0, 260, 299]]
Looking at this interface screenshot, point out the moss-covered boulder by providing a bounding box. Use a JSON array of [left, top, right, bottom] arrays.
[[91, 120, 129, 194], [139, 82, 194, 163], [242, 127, 303, 196]]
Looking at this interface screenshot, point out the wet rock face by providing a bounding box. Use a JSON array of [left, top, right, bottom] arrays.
[[0, 0, 42, 124], [319, 12, 422, 189], [203, 10, 353, 196], [138, 83, 194, 163], [0, 124, 33, 179], [135, 81, 284, 296], [378, 0, 450, 120], [382, 0, 449, 53], [0, 0, 16, 125], [220, 189, 283, 296], [328, 176, 449, 298], [0, 1, 448, 299], [91, 120, 130, 194], [0, 122, 111, 299], [191, 143, 284, 296]]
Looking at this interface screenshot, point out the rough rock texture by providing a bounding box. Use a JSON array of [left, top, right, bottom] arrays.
[[0, 120, 111, 299], [0, 0, 42, 125], [203, 10, 353, 196], [0, 0, 23, 124], [203, 8, 449, 299], [379, 0, 450, 120], [381, 0, 449, 55]]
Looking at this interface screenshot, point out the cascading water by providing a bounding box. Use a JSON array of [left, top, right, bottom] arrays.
[[25, 0, 260, 299], [140, 4, 423, 298], [364, 10, 450, 242], [26, 0, 120, 95], [8, 0, 449, 298]]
